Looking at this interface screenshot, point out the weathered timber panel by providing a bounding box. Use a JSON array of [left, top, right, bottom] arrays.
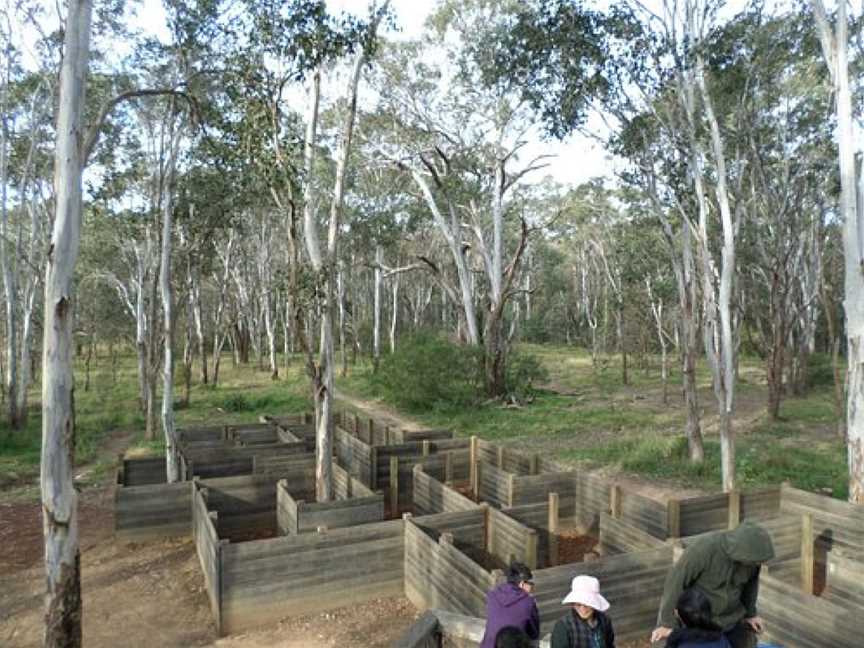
[[177, 425, 225, 444], [533, 546, 674, 642], [478, 461, 511, 508], [739, 487, 781, 521], [599, 513, 666, 556], [760, 573, 862, 648], [476, 440, 533, 476], [297, 495, 385, 532], [678, 488, 782, 537], [333, 462, 375, 499], [184, 443, 308, 480], [115, 481, 190, 540], [226, 423, 278, 446], [510, 471, 577, 510], [779, 485, 864, 554], [334, 426, 374, 486], [487, 505, 538, 569], [122, 457, 167, 486], [574, 472, 610, 526], [404, 520, 494, 618], [414, 451, 471, 484], [501, 502, 557, 567], [219, 519, 404, 634], [413, 467, 479, 516], [192, 483, 221, 627], [825, 551, 864, 609], [412, 509, 486, 550], [276, 480, 300, 535], [399, 429, 454, 443], [203, 474, 286, 539], [618, 489, 668, 540], [252, 453, 315, 477], [679, 493, 729, 537]]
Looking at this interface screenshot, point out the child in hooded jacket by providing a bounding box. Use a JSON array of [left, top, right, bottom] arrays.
[[665, 589, 732, 648]]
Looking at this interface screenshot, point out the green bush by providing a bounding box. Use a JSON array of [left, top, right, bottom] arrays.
[[375, 332, 482, 411], [806, 352, 838, 388], [373, 334, 550, 411], [505, 349, 549, 400], [220, 393, 252, 412]]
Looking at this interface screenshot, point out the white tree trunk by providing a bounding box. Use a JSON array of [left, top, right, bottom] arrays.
[[373, 244, 382, 367], [390, 272, 400, 353], [302, 43, 368, 502], [0, 72, 19, 427], [41, 2, 92, 644], [813, 0, 864, 502], [410, 170, 480, 344], [160, 138, 180, 484], [697, 53, 738, 492]]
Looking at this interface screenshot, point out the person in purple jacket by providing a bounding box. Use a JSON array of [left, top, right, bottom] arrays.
[[479, 562, 540, 648]]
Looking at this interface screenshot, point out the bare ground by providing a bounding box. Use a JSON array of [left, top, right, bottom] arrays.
[[0, 483, 420, 648]]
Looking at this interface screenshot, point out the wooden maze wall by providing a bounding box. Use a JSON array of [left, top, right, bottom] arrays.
[[114, 410, 864, 646]]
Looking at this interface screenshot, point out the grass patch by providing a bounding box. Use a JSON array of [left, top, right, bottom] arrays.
[[337, 344, 847, 498], [0, 352, 312, 483]]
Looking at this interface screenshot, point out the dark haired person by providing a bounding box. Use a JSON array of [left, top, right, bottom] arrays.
[[550, 575, 615, 648], [665, 589, 731, 648], [651, 522, 775, 648], [495, 625, 535, 648], [479, 562, 540, 648]]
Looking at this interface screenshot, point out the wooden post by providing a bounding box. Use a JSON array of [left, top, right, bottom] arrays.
[[303, 412, 312, 425], [440, 532, 454, 547], [482, 502, 492, 553], [385, 425, 392, 445], [469, 436, 478, 492], [610, 484, 622, 519], [667, 499, 681, 539], [390, 455, 400, 517], [497, 447, 505, 469], [525, 531, 538, 570], [507, 473, 515, 507], [251, 455, 257, 474], [801, 512, 814, 594], [422, 440, 431, 456], [353, 413, 360, 435], [369, 418, 376, 444], [474, 460, 483, 501], [728, 489, 741, 529], [317, 525, 328, 534], [529, 454, 539, 475], [445, 451, 454, 484], [548, 492, 560, 568], [370, 447, 379, 490]]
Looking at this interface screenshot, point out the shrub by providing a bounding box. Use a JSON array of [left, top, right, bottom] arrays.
[[806, 352, 838, 389], [375, 332, 482, 411], [505, 349, 549, 400], [220, 393, 251, 412]]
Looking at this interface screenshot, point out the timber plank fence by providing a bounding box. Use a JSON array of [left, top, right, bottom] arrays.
[[115, 409, 864, 644]]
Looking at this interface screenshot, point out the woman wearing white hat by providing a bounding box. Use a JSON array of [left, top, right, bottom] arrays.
[[550, 575, 616, 648]]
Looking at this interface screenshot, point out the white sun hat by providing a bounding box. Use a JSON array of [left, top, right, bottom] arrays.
[[561, 575, 610, 612]]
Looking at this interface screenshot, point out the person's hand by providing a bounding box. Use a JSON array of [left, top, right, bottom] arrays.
[[744, 616, 765, 634], [651, 626, 673, 643]]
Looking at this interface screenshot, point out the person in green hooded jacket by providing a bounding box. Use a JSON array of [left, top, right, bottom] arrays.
[[650, 521, 775, 648]]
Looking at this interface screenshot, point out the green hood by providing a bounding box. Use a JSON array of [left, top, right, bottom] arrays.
[[723, 522, 775, 564]]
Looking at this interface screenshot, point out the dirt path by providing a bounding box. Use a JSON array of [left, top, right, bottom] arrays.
[[0, 480, 420, 648], [334, 388, 425, 432]]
